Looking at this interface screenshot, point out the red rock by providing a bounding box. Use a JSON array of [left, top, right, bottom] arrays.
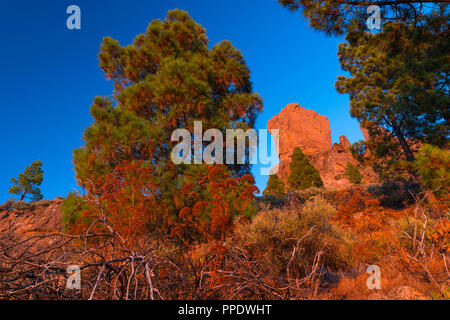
[[0, 199, 63, 253], [268, 103, 332, 162], [267, 103, 376, 189]]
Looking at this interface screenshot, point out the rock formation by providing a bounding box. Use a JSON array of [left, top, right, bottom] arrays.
[[0, 199, 63, 253], [268, 103, 376, 189]]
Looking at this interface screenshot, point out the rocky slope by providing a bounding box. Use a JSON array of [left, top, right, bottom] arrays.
[[268, 103, 377, 188], [0, 199, 63, 252]]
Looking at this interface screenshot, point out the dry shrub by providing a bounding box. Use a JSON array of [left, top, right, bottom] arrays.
[[235, 196, 352, 279], [335, 186, 379, 225], [324, 260, 436, 300], [326, 189, 449, 300], [334, 186, 401, 263], [389, 192, 449, 298], [165, 165, 260, 298], [184, 196, 355, 299], [2, 168, 448, 300], [294, 187, 323, 202]]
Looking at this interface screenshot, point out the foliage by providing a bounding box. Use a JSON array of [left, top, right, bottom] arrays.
[[336, 14, 449, 162], [174, 165, 259, 243], [61, 192, 90, 232], [73, 9, 263, 222], [301, 196, 338, 233], [278, 1, 448, 36], [9, 160, 44, 202], [335, 186, 398, 262], [335, 187, 381, 226], [293, 187, 322, 203], [350, 129, 408, 180], [287, 147, 323, 190], [255, 195, 287, 211], [263, 174, 286, 198], [368, 178, 420, 209], [3, 184, 448, 300], [413, 144, 450, 195], [236, 196, 351, 278], [428, 218, 450, 253], [69, 161, 163, 246], [345, 162, 362, 184]]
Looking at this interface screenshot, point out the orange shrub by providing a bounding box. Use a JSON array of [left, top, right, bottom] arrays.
[[334, 187, 396, 262], [71, 161, 164, 246], [174, 165, 259, 243], [428, 218, 450, 253]]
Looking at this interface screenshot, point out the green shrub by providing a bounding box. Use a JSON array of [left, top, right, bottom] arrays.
[[368, 178, 420, 209], [301, 196, 337, 233], [263, 174, 286, 198], [61, 192, 90, 232], [414, 144, 449, 194], [288, 147, 323, 190], [345, 162, 362, 184]]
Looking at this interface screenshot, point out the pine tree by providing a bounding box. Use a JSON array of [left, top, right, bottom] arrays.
[[414, 144, 449, 195], [336, 16, 449, 162], [278, 1, 448, 36], [279, 2, 449, 165], [263, 174, 286, 198], [9, 160, 44, 201], [345, 162, 362, 184], [287, 147, 323, 190], [73, 10, 263, 221]]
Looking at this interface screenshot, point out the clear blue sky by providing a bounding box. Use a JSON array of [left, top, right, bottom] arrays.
[[0, 0, 363, 201]]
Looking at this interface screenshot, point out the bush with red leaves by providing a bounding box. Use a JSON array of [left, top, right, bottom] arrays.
[[173, 165, 259, 243]]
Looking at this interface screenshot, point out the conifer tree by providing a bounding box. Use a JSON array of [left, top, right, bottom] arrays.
[[278, 1, 448, 35], [9, 160, 44, 201], [73, 10, 263, 220], [414, 144, 449, 195], [345, 162, 362, 184], [263, 174, 286, 198], [287, 147, 323, 190], [280, 1, 448, 166], [336, 15, 449, 162]]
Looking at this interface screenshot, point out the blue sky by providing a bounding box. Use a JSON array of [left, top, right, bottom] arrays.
[[0, 0, 363, 201]]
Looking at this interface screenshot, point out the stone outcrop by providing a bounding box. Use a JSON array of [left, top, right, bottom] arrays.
[[268, 103, 332, 158], [268, 103, 376, 189], [0, 199, 63, 252]]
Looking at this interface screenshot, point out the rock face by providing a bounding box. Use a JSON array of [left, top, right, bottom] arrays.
[[268, 103, 375, 189], [268, 103, 332, 158], [0, 199, 63, 252]]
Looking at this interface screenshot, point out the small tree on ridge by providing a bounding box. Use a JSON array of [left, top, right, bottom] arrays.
[[9, 160, 44, 201]]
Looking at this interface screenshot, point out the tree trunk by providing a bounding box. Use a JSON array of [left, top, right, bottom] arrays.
[[391, 120, 415, 161]]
